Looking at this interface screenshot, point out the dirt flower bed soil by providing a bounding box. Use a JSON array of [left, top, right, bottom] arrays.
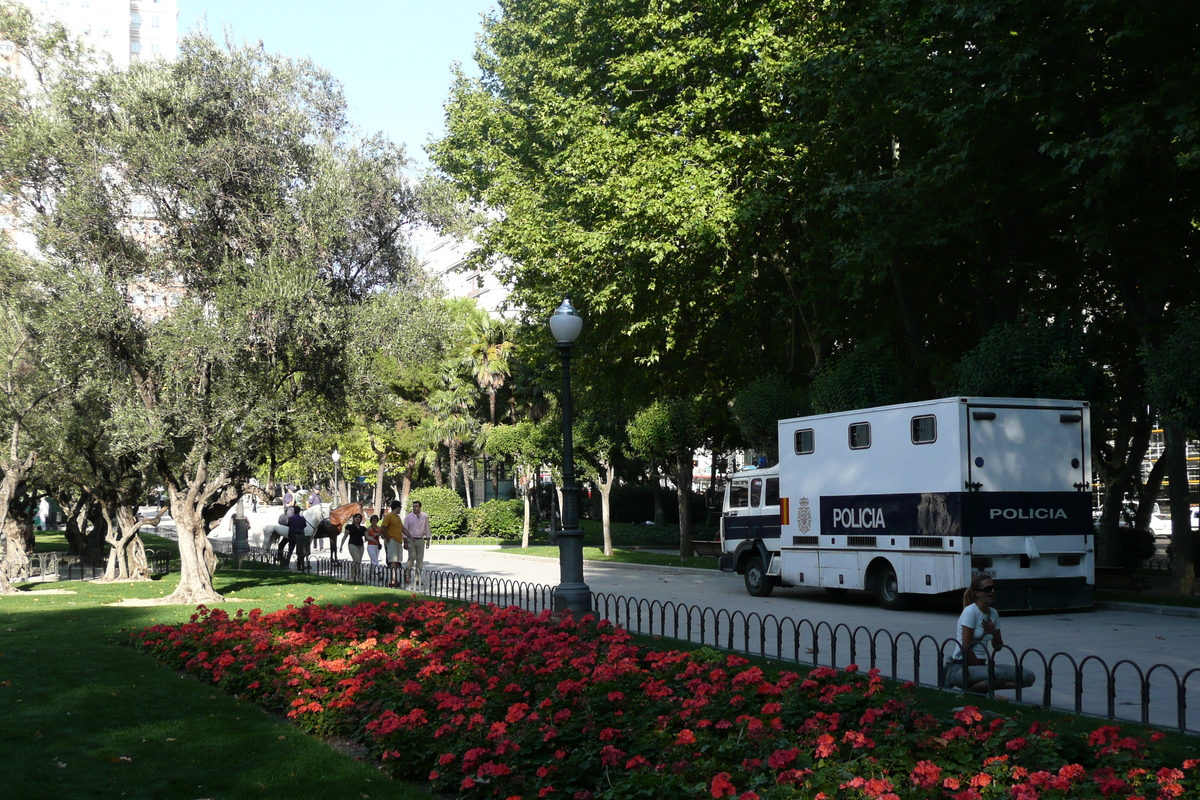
[[132, 599, 1199, 799]]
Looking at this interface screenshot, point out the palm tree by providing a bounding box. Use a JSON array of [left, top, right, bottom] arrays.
[[464, 316, 514, 426], [463, 315, 514, 499], [423, 375, 479, 504]]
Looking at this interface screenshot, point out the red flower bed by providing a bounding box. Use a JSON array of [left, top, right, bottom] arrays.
[[132, 599, 1199, 799]]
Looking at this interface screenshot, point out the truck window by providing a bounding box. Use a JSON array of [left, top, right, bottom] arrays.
[[911, 415, 936, 444], [729, 480, 749, 508], [795, 429, 814, 455], [765, 477, 780, 505], [750, 478, 763, 507], [849, 422, 871, 450]]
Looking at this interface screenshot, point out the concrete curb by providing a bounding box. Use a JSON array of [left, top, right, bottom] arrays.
[[483, 551, 1200, 614], [1092, 600, 1200, 618]]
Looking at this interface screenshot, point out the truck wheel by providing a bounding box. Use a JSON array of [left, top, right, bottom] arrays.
[[876, 562, 911, 610], [744, 555, 774, 597]]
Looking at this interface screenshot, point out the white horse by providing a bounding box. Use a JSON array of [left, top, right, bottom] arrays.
[[210, 502, 280, 546], [211, 502, 328, 550], [266, 504, 331, 561]]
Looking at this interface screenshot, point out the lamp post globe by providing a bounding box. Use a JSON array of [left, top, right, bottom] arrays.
[[549, 297, 591, 614]]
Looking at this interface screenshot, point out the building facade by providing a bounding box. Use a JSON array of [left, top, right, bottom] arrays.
[[15, 0, 178, 67]]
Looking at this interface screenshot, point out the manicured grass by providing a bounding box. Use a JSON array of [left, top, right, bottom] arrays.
[[507, 545, 719, 570], [0, 569, 434, 800], [3, 563, 1196, 800], [33, 530, 181, 559]]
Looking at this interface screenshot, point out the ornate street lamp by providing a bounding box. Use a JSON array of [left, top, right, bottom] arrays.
[[549, 298, 591, 614], [331, 447, 341, 507]]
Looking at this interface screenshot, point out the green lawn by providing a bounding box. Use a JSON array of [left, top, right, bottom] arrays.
[[1, 568, 433, 800], [2, 562, 1196, 800]]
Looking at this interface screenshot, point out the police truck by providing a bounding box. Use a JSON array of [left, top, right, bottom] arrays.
[[719, 397, 1094, 611]]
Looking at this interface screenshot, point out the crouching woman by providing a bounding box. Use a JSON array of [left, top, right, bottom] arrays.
[[944, 574, 1036, 693]]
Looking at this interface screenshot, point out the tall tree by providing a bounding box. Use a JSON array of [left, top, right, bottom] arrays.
[[0, 253, 64, 592], [0, 23, 425, 602], [463, 313, 515, 499], [344, 289, 456, 513], [627, 398, 704, 554]]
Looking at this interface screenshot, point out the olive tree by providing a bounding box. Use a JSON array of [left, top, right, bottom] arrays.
[[0, 23, 424, 602]]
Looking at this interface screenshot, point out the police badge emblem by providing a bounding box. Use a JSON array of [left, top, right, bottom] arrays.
[[798, 497, 812, 533]]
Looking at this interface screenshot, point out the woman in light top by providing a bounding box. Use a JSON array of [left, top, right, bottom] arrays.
[[944, 574, 1035, 693]]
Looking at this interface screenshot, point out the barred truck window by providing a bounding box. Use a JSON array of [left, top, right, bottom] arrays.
[[911, 415, 937, 444], [848, 422, 871, 450]]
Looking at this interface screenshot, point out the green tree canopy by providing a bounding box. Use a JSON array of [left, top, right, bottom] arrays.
[[0, 21, 430, 601]]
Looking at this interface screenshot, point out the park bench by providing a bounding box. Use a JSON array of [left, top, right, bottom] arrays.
[[691, 540, 724, 558], [1094, 565, 1151, 593]]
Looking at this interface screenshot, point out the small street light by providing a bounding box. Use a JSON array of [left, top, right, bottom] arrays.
[[549, 298, 591, 614], [332, 447, 341, 507]]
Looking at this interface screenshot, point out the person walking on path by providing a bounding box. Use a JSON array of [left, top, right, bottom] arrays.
[[284, 505, 310, 571], [403, 500, 431, 586], [365, 514, 383, 577], [380, 501, 407, 587], [339, 512, 367, 582], [274, 507, 294, 564]]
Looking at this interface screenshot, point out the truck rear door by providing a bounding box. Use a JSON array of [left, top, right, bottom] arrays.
[[964, 402, 1092, 539], [966, 404, 1087, 492]]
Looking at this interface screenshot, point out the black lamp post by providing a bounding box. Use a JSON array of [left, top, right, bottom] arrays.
[[549, 297, 591, 614]]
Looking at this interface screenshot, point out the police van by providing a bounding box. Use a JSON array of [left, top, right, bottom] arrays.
[[719, 397, 1094, 611]]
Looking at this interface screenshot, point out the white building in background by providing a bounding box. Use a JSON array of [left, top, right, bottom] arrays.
[[14, 0, 179, 67], [1, 1, 184, 331], [414, 228, 510, 317]]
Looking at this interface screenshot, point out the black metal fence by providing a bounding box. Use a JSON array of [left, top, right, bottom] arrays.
[[25, 549, 171, 582], [214, 543, 1199, 734]]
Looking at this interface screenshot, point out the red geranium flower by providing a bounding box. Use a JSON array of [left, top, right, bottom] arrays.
[[710, 772, 736, 798]]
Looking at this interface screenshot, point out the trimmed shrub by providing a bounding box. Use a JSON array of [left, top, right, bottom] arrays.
[[610, 484, 708, 525], [610, 484, 659, 523], [408, 487, 467, 538], [467, 499, 524, 540], [1119, 527, 1156, 564]]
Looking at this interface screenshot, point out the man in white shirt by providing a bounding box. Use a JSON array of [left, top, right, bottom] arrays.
[[403, 501, 431, 586]]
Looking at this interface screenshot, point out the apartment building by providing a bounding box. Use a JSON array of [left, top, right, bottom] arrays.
[[2, 0, 181, 317], [14, 0, 178, 67], [415, 229, 510, 317]]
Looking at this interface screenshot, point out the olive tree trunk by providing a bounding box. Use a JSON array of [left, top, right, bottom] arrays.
[[0, 443, 35, 594], [99, 505, 164, 582], [158, 453, 226, 605]]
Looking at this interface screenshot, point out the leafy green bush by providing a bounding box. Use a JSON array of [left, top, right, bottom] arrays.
[[408, 487, 467, 538], [610, 484, 660, 523], [466, 499, 524, 540]]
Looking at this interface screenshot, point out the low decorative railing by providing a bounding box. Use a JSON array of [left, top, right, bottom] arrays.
[[214, 543, 1200, 733], [24, 549, 171, 581]]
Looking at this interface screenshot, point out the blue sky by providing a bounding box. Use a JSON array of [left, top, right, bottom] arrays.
[[181, 1, 497, 168]]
